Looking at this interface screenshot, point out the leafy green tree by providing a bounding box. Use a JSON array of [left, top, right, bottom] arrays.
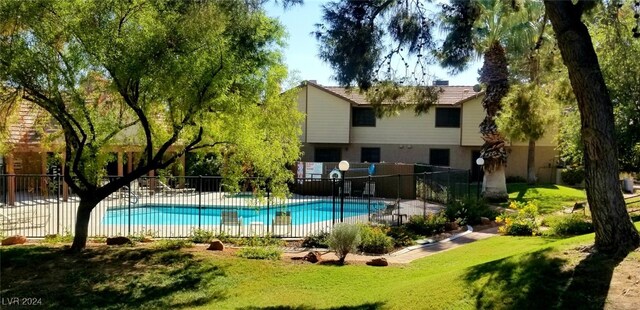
[[496, 83, 558, 183], [544, 0, 639, 253], [0, 0, 302, 251]]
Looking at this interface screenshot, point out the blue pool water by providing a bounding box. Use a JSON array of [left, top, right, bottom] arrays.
[[102, 200, 385, 225]]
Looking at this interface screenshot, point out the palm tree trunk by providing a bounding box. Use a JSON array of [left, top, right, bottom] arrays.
[[527, 139, 536, 184], [479, 41, 509, 202], [545, 1, 639, 254]]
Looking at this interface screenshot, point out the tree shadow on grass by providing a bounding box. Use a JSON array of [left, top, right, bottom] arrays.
[[463, 247, 630, 309], [238, 302, 385, 310], [1, 245, 228, 309]]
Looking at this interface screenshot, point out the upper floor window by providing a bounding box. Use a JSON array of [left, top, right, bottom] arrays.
[[314, 148, 341, 162], [435, 107, 461, 128], [361, 147, 381, 163], [352, 107, 376, 127], [429, 148, 450, 166]]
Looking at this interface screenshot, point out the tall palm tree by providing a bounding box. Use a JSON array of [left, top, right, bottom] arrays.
[[440, 0, 540, 200]]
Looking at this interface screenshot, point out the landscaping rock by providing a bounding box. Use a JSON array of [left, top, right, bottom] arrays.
[[480, 217, 491, 225], [2, 235, 27, 246], [140, 236, 154, 243], [207, 239, 224, 251], [106, 236, 132, 245], [445, 222, 459, 231], [303, 251, 322, 263], [366, 257, 388, 267]]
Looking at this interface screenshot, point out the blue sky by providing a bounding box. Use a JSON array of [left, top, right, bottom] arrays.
[[266, 0, 482, 87]]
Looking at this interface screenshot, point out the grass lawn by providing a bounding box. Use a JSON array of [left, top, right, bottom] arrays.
[[506, 183, 587, 213], [2, 223, 639, 310]]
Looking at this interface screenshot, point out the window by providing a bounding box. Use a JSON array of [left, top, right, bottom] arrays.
[[352, 107, 376, 127], [435, 107, 461, 128], [314, 148, 341, 162], [361, 147, 380, 163], [429, 149, 450, 166]]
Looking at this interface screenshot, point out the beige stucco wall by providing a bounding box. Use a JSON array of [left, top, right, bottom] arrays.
[[504, 145, 558, 182], [351, 109, 460, 145], [305, 86, 350, 143], [460, 97, 484, 146]]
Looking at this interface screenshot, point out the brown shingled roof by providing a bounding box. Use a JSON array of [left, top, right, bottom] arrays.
[[7, 102, 59, 146], [308, 81, 483, 106]]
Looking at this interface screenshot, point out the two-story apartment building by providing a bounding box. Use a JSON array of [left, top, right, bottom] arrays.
[[296, 80, 558, 182]]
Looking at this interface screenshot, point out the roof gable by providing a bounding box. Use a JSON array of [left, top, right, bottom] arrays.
[[305, 81, 483, 107]]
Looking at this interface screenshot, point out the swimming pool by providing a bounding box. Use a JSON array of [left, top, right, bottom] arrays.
[[102, 200, 386, 226]]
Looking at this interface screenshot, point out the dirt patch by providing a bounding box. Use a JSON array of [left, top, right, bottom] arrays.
[[606, 250, 640, 310]]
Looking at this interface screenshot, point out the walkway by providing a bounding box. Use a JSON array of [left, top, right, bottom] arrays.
[[282, 226, 500, 264]]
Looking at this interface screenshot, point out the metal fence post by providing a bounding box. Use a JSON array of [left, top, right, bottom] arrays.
[[332, 178, 336, 225], [423, 172, 427, 218], [447, 168, 452, 203], [56, 173, 61, 235], [198, 175, 202, 230], [267, 179, 271, 235], [367, 175, 372, 222], [467, 169, 471, 199], [128, 181, 131, 236]]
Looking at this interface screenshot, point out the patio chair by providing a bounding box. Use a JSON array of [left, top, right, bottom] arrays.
[[221, 211, 243, 236], [130, 181, 153, 197], [158, 180, 196, 195], [271, 211, 292, 236], [339, 180, 352, 196], [0, 206, 49, 230], [362, 182, 376, 198], [371, 199, 399, 225]]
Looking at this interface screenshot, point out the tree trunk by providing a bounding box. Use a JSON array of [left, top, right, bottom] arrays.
[[70, 199, 98, 252], [478, 41, 509, 202], [483, 164, 507, 202], [545, 2, 639, 254], [527, 139, 536, 184]]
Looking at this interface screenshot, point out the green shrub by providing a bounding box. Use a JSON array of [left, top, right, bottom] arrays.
[[358, 225, 394, 254], [215, 231, 234, 243], [302, 230, 330, 248], [561, 167, 585, 185], [232, 234, 284, 247], [386, 226, 416, 248], [406, 212, 448, 236], [416, 181, 449, 204], [236, 247, 282, 260], [43, 229, 74, 244], [543, 214, 594, 236], [153, 239, 194, 250], [128, 228, 157, 242], [328, 223, 361, 264], [190, 228, 216, 243], [496, 201, 539, 236], [444, 198, 497, 226]]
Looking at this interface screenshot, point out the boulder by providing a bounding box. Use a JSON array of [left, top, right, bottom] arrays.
[[480, 217, 491, 225], [106, 236, 132, 245], [445, 222, 459, 231], [140, 236, 154, 243], [2, 235, 27, 246], [303, 251, 322, 263], [366, 257, 389, 267], [207, 239, 224, 251]]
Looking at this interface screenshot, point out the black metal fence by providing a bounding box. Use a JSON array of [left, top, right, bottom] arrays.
[[1, 170, 471, 239]]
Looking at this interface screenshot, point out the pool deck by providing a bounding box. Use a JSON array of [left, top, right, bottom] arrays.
[[1, 191, 444, 238]]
